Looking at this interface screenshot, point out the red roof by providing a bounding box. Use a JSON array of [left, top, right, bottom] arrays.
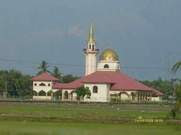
[[82, 71, 154, 91], [53, 78, 84, 89], [32, 72, 59, 81], [54, 71, 163, 95], [151, 89, 164, 96]]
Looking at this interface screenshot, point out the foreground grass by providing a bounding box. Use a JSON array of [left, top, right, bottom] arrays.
[[0, 120, 181, 135], [0, 102, 180, 123]]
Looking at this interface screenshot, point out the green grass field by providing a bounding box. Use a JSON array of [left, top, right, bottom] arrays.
[[0, 121, 181, 135], [0, 102, 180, 135], [0, 103, 180, 122]]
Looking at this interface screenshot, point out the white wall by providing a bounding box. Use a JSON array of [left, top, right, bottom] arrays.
[[109, 91, 133, 100], [84, 83, 110, 102], [151, 96, 162, 102], [33, 81, 53, 93], [32, 81, 58, 100], [85, 53, 97, 75], [97, 61, 120, 71]]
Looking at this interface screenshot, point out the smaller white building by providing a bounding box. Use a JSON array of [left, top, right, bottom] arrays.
[[32, 72, 60, 100]]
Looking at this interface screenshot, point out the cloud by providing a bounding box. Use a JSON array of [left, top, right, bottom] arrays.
[[67, 25, 84, 37]]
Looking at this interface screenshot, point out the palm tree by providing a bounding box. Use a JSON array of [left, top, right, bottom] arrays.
[[172, 61, 181, 73], [37, 60, 49, 74], [52, 66, 62, 81], [170, 61, 181, 119]]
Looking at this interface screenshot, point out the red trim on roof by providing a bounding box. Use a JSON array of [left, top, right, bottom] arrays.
[[32, 72, 59, 81]]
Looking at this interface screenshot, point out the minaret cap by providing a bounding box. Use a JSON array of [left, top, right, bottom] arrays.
[[88, 24, 95, 43]]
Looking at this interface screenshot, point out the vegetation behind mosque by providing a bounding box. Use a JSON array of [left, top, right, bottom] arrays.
[[0, 67, 176, 100]]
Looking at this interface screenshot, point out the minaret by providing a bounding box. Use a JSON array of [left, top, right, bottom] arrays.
[[84, 25, 99, 76]]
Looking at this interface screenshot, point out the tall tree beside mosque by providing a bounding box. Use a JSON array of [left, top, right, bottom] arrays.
[[172, 61, 181, 72], [171, 61, 181, 119], [37, 60, 49, 75], [52, 66, 62, 82]]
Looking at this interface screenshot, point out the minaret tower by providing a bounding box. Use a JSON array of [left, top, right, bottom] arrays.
[[84, 25, 99, 76]]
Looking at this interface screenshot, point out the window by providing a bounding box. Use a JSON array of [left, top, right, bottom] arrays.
[[93, 86, 98, 93], [89, 45, 91, 49], [33, 91, 38, 96], [47, 91, 52, 96], [34, 83, 37, 86], [48, 83, 51, 86], [64, 91, 68, 99], [104, 64, 109, 69], [39, 90, 46, 96], [92, 45, 95, 51], [39, 83, 46, 86]]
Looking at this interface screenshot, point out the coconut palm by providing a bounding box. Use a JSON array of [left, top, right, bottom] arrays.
[[37, 60, 49, 74], [172, 61, 181, 73], [52, 66, 62, 81]]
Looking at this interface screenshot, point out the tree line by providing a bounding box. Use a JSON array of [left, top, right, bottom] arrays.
[[0, 60, 79, 98]]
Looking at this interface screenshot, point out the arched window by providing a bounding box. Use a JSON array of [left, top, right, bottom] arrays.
[[39, 90, 46, 96], [92, 45, 95, 51], [64, 91, 68, 99], [47, 91, 52, 96], [93, 86, 98, 93], [33, 91, 38, 96], [89, 45, 91, 49], [34, 83, 37, 86], [104, 64, 109, 69], [39, 83, 46, 86]]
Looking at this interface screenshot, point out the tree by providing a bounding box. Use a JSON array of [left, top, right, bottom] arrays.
[[170, 61, 181, 118], [170, 84, 181, 119], [62, 74, 79, 83], [172, 61, 181, 73], [37, 60, 49, 74], [0, 69, 32, 99], [75, 86, 91, 101], [141, 78, 173, 100], [52, 66, 62, 82]]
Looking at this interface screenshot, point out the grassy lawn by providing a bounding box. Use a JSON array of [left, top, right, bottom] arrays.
[[0, 120, 181, 135], [0, 103, 176, 122], [0, 103, 181, 135]]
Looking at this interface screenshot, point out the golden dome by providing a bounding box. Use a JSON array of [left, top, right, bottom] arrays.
[[99, 48, 119, 61]]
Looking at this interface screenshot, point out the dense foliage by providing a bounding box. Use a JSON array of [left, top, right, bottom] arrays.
[[141, 78, 174, 99], [75, 86, 91, 100], [172, 61, 181, 73], [0, 70, 32, 98]]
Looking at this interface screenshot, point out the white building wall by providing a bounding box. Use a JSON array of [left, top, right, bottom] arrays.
[[85, 53, 97, 75], [62, 89, 77, 101], [32, 81, 58, 100], [33, 81, 54, 93], [151, 96, 162, 102], [109, 91, 133, 100], [84, 83, 110, 102], [97, 61, 120, 71]]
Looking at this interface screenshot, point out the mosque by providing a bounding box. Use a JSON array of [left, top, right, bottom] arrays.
[[32, 25, 163, 102]]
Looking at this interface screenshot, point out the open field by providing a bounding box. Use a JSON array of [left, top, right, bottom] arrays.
[[0, 120, 181, 135], [0, 102, 180, 122], [0, 102, 181, 135]]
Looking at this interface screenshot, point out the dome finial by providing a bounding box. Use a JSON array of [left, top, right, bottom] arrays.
[[88, 24, 95, 43]]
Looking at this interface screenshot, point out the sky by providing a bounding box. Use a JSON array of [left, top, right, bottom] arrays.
[[0, 0, 181, 80]]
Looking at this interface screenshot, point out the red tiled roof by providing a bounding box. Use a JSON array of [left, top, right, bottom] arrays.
[[53, 78, 84, 89], [151, 89, 164, 96], [82, 71, 154, 91], [32, 72, 59, 81], [53, 71, 163, 95]]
